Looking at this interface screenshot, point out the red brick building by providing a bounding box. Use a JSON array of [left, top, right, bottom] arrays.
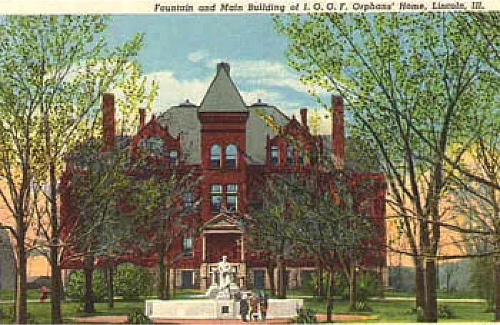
[[61, 62, 386, 290]]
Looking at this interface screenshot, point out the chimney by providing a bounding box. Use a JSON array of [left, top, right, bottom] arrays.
[[102, 93, 115, 149], [217, 62, 230, 76], [331, 95, 344, 166], [139, 108, 145, 129], [300, 108, 308, 128]]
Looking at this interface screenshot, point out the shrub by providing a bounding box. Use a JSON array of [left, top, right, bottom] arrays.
[[295, 307, 317, 323], [65, 264, 152, 302], [308, 271, 347, 298], [356, 272, 381, 302], [126, 309, 152, 324], [66, 269, 107, 302], [114, 263, 152, 300], [355, 301, 373, 312], [438, 305, 455, 319]]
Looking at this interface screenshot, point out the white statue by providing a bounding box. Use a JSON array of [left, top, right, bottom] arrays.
[[217, 255, 232, 296]]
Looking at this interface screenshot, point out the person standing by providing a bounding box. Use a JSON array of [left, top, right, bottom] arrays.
[[250, 293, 260, 321], [240, 294, 249, 322], [260, 292, 268, 321]]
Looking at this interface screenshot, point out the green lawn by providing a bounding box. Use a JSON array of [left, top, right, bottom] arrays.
[[0, 289, 39, 301], [304, 298, 494, 322], [0, 294, 494, 323]]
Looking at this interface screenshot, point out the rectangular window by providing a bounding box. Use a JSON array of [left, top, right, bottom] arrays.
[[226, 184, 238, 212], [286, 145, 295, 166], [183, 191, 194, 209], [210, 184, 222, 212], [169, 150, 178, 166], [270, 146, 279, 166], [183, 237, 193, 257], [298, 150, 304, 165]]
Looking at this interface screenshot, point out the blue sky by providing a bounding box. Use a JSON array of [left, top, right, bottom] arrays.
[[106, 15, 332, 132]]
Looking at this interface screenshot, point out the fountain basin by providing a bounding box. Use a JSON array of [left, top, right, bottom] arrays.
[[144, 298, 303, 320]]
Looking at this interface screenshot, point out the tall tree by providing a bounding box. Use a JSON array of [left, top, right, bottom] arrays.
[[245, 176, 301, 299], [61, 140, 137, 313], [0, 15, 157, 323], [129, 167, 202, 300], [275, 13, 497, 322]]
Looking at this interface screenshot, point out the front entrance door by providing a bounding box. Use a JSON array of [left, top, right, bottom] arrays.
[[181, 270, 193, 288], [254, 270, 265, 289]]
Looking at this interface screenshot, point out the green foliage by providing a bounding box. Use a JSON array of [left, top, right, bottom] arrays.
[[66, 270, 107, 302], [308, 271, 347, 298], [126, 309, 153, 324], [357, 272, 381, 302], [437, 305, 456, 319], [355, 301, 373, 312], [114, 264, 152, 300], [294, 307, 317, 323], [66, 264, 152, 302], [470, 257, 495, 311]]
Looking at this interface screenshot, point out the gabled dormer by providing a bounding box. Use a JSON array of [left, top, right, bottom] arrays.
[[130, 112, 181, 167], [266, 110, 321, 168]]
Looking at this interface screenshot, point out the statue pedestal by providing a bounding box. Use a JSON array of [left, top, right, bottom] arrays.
[[205, 284, 219, 298], [144, 298, 304, 320]]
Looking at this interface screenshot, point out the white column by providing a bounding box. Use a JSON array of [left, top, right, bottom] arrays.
[[202, 234, 206, 261], [241, 235, 245, 262]]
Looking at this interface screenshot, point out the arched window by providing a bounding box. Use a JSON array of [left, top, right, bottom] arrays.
[[225, 144, 237, 169], [210, 144, 221, 168], [286, 145, 295, 166], [270, 145, 279, 166]]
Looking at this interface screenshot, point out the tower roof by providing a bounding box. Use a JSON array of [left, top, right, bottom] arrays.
[[199, 62, 248, 112]]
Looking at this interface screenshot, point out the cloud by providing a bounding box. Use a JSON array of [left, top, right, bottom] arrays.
[[206, 58, 326, 95], [187, 50, 209, 63], [145, 71, 212, 113]]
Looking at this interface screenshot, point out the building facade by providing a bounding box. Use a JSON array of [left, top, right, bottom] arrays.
[[61, 62, 386, 290]]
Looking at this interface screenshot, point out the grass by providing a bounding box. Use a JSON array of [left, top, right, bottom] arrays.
[[303, 298, 494, 322], [0, 289, 40, 301], [0, 292, 494, 323]]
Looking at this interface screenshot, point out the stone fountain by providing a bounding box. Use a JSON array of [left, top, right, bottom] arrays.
[[145, 256, 302, 320]]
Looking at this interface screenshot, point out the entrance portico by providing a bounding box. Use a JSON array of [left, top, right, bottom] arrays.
[[200, 213, 246, 290]]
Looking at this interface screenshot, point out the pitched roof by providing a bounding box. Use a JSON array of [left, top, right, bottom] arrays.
[[199, 62, 248, 112]]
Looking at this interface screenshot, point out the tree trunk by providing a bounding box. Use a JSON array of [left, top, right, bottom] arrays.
[[326, 269, 334, 322], [414, 258, 425, 312], [49, 162, 63, 323], [173, 268, 176, 298], [424, 259, 438, 322], [50, 252, 63, 323], [107, 265, 114, 309], [157, 245, 166, 300], [83, 256, 95, 313], [494, 258, 500, 321], [318, 266, 325, 298], [266, 262, 276, 297], [277, 257, 287, 299], [165, 262, 171, 300], [349, 264, 357, 311], [15, 243, 28, 324]]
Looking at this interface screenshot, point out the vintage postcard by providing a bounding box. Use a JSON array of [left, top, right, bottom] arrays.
[[0, 1, 499, 324]]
